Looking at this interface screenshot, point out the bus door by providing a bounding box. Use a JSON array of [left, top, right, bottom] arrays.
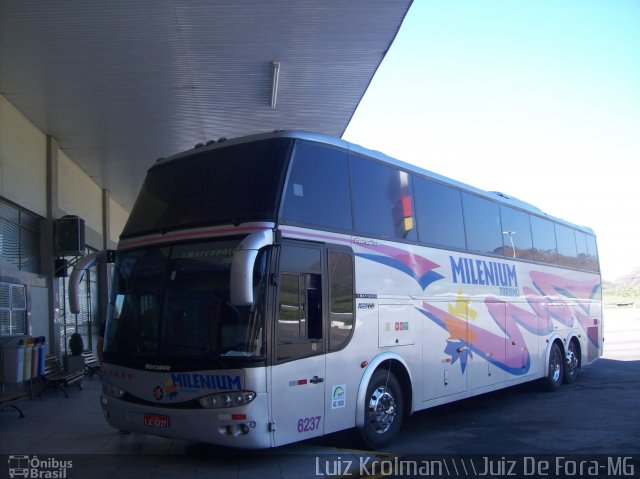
[[271, 241, 326, 446]]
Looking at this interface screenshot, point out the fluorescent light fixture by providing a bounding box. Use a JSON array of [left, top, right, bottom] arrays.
[[271, 60, 280, 109]]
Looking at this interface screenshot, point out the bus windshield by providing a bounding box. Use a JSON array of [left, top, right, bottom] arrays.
[[104, 239, 269, 363], [121, 138, 293, 238]]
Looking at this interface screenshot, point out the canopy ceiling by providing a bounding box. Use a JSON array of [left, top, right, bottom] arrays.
[[0, 0, 412, 210]]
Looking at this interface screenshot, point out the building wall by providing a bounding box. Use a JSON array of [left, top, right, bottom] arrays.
[[0, 95, 47, 217], [58, 151, 103, 240], [0, 93, 129, 356], [109, 197, 128, 246], [0, 93, 128, 246]]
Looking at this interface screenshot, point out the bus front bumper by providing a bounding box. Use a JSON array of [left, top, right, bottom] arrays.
[[100, 393, 272, 449]]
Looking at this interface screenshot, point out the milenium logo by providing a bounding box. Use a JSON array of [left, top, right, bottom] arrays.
[[8, 455, 73, 479]]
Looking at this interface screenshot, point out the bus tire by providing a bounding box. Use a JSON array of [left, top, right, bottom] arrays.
[[544, 342, 564, 391], [563, 339, 579, 384], [359, 369, 404, 450]]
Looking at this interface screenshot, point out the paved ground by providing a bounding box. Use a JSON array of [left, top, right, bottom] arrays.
[[0, 307, 638, 478], [0, 373, 365, 479], [384, 307, 640, 455]]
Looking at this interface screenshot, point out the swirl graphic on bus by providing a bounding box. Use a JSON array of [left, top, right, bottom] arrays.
[[355, 242, 443, 289], [418, 272, 601, 375]]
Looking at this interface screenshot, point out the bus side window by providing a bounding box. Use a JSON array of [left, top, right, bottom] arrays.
[[281, 142, 352, 231], [329, 251, 354, 351], [350, 155, 417, 241], [531, 216, 558, 264], [556, 223, 578, 268], [462, 193, 503, 255]]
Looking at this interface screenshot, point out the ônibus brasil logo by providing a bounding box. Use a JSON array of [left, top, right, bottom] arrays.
[[8, 455, 73, 478]]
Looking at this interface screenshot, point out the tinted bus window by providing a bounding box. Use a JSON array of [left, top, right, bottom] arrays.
[[500, 206, 534, 260], [531, 216, 558, 264], [329, 251, 354, 351], [281, 142, 352, 231], [414, 177, 465, 249], [462, 193, 503, 255], [585, 234, 600, 272], [123, 138, 292, 238], [556, 224, 578, 268], [576, 231, 590, 270], [350, 156, 416, 241]]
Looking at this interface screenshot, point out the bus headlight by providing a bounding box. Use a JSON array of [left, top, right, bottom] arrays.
[[102, 381, 125, 399], [199, 391, 256, 409]]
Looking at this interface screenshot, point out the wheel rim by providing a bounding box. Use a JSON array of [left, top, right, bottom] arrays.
[[368, 386, 397, 434], [566, 342, 578, 376], [550, 347, 562, 382]]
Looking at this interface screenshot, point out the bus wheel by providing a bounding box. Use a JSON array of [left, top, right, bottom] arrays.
[[544, 342, 564, 391], [359, 369, 404, 449], [563, 339, 579, 384]]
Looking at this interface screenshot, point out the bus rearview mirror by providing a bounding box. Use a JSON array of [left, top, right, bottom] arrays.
[[230, 229, 274, 306]]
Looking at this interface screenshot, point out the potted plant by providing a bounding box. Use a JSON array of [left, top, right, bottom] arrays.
[[65, 332, 85, 373], [69, 332, 84, 356]]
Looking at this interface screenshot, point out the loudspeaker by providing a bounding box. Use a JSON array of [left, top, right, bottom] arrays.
[[55, 216, 85, 256]]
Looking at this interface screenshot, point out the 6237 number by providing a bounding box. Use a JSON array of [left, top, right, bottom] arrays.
[[297, 416, 321, 433]]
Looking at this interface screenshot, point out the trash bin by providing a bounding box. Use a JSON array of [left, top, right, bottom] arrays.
[[36, 337, 46, 376], [31, 337, 41, 378], [22, 338, 33, 381], [1, 339, 24, 383]]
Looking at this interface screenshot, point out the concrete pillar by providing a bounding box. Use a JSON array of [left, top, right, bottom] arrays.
[[96, 189, 111, 354], [44, 135, 60, 355]]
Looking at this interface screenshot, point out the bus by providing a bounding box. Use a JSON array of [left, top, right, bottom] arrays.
[[69, 131, 602, 449]]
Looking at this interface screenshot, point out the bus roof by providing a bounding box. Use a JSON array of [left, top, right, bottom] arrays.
[[156, 130, 595, 235]]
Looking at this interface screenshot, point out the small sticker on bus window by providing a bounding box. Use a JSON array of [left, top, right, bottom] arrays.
[[293, 183, 304, 197]]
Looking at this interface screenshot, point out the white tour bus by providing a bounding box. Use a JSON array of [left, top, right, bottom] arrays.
[[70, 131, 602, 449]]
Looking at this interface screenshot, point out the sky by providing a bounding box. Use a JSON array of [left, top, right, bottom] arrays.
[[343, 0, 640, 282]]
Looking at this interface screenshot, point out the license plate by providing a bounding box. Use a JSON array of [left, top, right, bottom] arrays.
[[144, 414, 169, 428]]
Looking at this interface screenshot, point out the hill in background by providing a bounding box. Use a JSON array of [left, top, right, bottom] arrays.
[[603, 266, 640, 305], [614, 267, 640, 287]]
